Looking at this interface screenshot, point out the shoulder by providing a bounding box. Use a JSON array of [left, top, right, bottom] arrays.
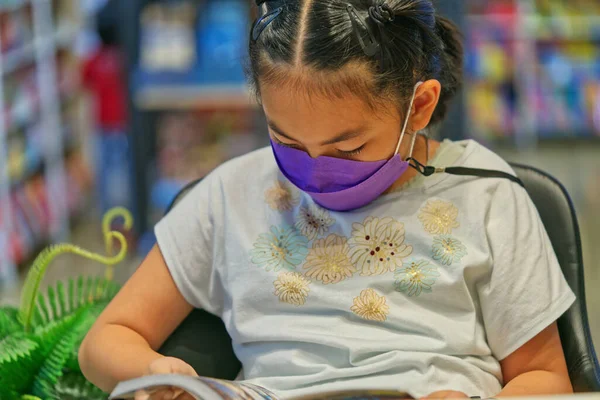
[[455, 140, 516, 176], [423, 140, 527, 218], [213, 146, 276, 180], [200, 146, 279, 194]]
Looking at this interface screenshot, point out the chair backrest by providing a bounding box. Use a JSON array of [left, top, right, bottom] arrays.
[[511, 164, 600, 392], [160, 167, 600, 390]]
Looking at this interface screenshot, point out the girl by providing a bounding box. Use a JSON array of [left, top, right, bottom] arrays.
[[79, 1, 576, 399]]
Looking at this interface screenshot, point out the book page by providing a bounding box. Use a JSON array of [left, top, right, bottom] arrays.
[[290, 389, 413, 400], [109, 374, 278, 400]]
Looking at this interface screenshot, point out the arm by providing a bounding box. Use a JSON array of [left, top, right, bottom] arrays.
[[497, 322, 573, 397], [422, 322, 572, 400], [79, 245, 195, 392]]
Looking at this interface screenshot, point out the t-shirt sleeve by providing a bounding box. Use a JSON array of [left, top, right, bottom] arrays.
[[154, 174, 225, 315], [478, 180, 576, 361]]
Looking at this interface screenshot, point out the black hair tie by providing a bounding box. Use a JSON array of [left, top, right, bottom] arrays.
[[368, 3, 395, 25], [346, 4, 380, 58]]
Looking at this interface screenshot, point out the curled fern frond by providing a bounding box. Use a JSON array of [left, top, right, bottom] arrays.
[[102, 207, 133, 281], [19, 231, 128, 332], [102, 207, 133, 250]]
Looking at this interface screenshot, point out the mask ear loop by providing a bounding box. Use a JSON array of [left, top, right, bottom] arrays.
[[394, 81, 423, 157]]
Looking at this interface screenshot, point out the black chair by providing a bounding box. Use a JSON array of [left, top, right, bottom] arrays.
[[158, 165, 600, 392]]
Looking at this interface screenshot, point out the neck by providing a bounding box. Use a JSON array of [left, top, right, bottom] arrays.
[[386, 135, 440, 193]]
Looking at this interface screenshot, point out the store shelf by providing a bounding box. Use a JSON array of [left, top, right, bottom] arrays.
[[467, 14, 600, 41], [2, 23, 80, 76], [3, 41, 37, 75], [5, 89, 78, 138], [10, 141, 80, 191], [0, 0, 28, 13], [134, 84, 254, 110]]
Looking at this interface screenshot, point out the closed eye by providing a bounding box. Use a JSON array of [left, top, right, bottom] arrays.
[[271, 134, 301, 149], [272, 132, 366, 157], [338, 144, 366, 157]]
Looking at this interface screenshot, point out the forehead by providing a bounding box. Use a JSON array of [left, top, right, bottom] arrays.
[[260, 82, 373, 123]]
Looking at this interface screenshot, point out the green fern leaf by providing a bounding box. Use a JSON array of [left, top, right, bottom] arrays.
[[91, 276, 101, 299], [19, 231, 128, 332], [35, 295, 49, 327], [47, 286, 58, 321], [68, 278, 75, 312], [1, 390, 20, 400], [54, 371, 107, 400], [106, 280, 121, 298], [57, 281, 67, 317], [32, 307, 98, 399], [0, 332, 41, 397], [86, 277, 94, 304], [77, 276, 84, 307], [0, 307, 22, 338], [0, 333, 38, 363], [32, 304, 44, 327]]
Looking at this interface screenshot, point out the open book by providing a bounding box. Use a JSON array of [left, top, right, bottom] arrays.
[[109, 374, 412, 400]]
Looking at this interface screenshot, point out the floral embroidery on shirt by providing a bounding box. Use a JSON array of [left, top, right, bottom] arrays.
[[418, 200, 460, 235], [250, 226, 309, 271], [351, 288, 389, 322], [348, 217, 413, 276], [394, 259, 441, 297], [431, 235, 467, 266], [274, 272, 311, 306], [303, 234, 355, 284], [295, 205, 335, 240], [265, 180, 299, 211]]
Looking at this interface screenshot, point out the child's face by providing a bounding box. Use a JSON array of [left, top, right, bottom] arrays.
[[261, 82, 410, 162]]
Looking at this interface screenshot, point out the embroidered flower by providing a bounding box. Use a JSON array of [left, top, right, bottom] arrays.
[[250, 226, 309, 271], [295, 205, 335, 240], [265, 180, 299, 211], [432, 235, 467, 266], [303, 234, 355, 284], [348, 217, 413, 276], [274, 272, 311, 306], [394, 259, 441, 297], [418, 200, 460, 235], [351, 289, 389, 322]]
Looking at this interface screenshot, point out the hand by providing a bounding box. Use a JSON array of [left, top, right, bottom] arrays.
[[134, 357, 199, 400], [420, 390, 469, 400]]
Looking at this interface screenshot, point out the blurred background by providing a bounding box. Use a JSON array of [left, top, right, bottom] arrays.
[[0, 0, 598, 348]]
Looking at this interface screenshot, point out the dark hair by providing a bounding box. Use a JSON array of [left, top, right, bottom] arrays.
[[248, 0, 463, 125], [97, 0, 119, 47]]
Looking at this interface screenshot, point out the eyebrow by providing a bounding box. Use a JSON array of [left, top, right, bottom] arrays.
[[267, 120, 365, 146]]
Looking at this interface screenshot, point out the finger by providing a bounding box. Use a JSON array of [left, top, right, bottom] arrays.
[[134, 389, 150, 400], [147, 389, 174, 400], [175, 364, 198, 377], [176, 393, 196, 400]]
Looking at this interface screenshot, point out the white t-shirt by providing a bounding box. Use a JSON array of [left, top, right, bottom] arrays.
[[155, 140, 575, 399]]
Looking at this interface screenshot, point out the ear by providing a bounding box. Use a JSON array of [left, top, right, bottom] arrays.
[[410, 79, 442, 132]]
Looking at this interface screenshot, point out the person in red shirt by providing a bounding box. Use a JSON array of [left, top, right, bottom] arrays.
[[82, 6, 131, 214]]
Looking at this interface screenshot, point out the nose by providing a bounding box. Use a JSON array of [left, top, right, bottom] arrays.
[[304, 146, 326, 159]]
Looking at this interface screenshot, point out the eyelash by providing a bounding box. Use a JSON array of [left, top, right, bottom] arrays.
[[338, 145, 365, 156], [272, 134, 365, 157]]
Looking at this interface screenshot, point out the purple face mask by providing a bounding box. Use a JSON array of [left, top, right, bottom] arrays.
[[271, 83, 423, 212]]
